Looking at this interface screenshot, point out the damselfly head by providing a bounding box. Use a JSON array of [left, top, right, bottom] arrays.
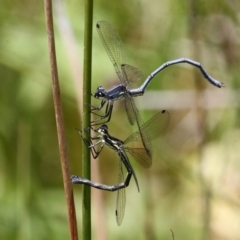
[[98, 124, 108, 134], [94, 86, 106, 99]]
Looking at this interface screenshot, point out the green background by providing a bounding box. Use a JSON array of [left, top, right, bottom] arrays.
[[0, 0, 240, 239]]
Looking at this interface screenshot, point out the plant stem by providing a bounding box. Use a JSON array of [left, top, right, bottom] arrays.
[[82, 0, 94, 239], [44, 0, 78, 239]]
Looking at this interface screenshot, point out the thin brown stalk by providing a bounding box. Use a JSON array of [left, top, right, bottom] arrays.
[[43, 0, 78, 239], [54, 2, 106, 239]]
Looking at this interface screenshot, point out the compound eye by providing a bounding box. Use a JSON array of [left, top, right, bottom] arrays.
[[95, 86, 105, 98], [101, 124, 108, 132], [99, 91, 106, 98]]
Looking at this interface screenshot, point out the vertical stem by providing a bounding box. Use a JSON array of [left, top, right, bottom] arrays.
[[82, 0, 94, 239], [43, 1, 78, 240]]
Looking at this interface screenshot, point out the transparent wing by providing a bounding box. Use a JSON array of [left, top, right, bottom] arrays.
[[121, 64, 143, 86], [96, 22, 143, 89], [116, 161, 126, 226], [142, 110, 170, 140], [124, 110, 170, 162], [124, 110, 170, 144], [124, 99, 152, 159], [122, 64, 143, 125], [96, 21, 126, 82], [125, 147, 152, 168], [124, 94, 135, 125], [126, 156, 140, 192]]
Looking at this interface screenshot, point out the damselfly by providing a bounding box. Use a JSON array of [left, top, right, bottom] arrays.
[[91, 21, 223, 159], [72, 110, 170, 225]]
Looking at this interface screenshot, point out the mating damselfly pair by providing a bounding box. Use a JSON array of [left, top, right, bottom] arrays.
[[71, 21, 223, 226]]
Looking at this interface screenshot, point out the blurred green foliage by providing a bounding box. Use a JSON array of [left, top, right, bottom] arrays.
[[0, 0, 240, 240]]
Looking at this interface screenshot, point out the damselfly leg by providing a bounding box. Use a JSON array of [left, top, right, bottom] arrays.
[[90, 99, 114, 125], [91, 21, 223, 158], [72, 110, 170, 225]]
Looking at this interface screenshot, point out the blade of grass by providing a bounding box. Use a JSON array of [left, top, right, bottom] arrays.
[[82, 0, 94, 239], [43, 1, 78, 239]]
